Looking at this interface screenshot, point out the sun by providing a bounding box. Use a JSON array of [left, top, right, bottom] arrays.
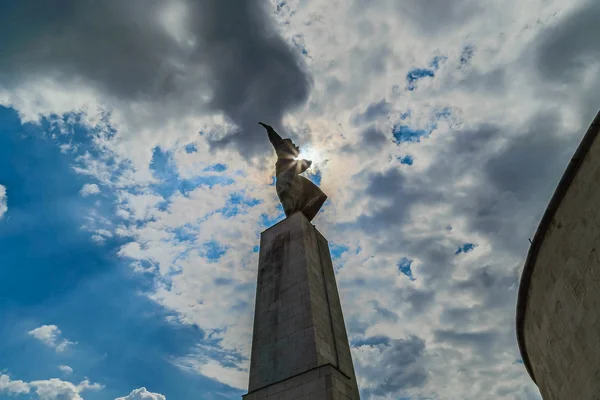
[[294, 146, 322, 167]]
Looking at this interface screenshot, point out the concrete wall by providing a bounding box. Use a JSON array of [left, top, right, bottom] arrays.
[[244, 212, 360, 399], [244, 365, 358, 400], [517, 111, 600, 400]]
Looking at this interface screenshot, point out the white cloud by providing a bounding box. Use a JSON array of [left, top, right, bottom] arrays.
[[0, 374, 30, 395], [30, 379, 102, 400], [28, 325, 76, 352], [90, 234, 106, 244], [79, 183, 100, 197], [0, 185, 7, 219], [115, 387, 166, 400], [173, 344, 248, 390], [0, 374, 101, 400], [58, 365, 73, 375]]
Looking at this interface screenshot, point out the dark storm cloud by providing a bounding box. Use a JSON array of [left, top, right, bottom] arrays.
[[339, 125, 389, 155], [530, 0, 600, 124], [483, 112, 572, 202], [360, 126, 389, 149], [439, 307, 474, 327], [433, 329, 499, 359], [449, 123, 500, 154], [465, 112, 574, 253], [355, 335, 429, 396], [404, 287, 436, 314], [194, 2, 311, 152], [0, 0, 311, 155], [343, 105, 576, 263], [372, 301, 400, 322], [434, 329, 497, 346], [348, 166, 444, 237], [352, 168, 415, 232], [418, 110, 575, 255], [534, 0, 600, 83], [343, 108, 578, 300], [366, 168, 406, 198], [454, 68, 507, 94], [351, 99, 393, 126], [453, 265, 520, 310], [391, 285, 437, 316], [325, 77, 344, 98]]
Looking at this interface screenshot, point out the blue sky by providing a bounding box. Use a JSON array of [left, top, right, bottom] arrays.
[[0, 106, 242, 399], [1, 0, 597, 399]]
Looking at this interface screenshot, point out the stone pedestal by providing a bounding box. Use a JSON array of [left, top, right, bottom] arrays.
[[243, 212, 360, 399]]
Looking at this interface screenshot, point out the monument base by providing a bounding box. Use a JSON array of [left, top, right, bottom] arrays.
[[243, 212, 360, 399], [243, 364, 358, 399]]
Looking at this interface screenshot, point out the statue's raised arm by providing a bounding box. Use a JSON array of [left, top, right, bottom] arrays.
[[259, 122, 283, 149], [259, 122, 327, 222]]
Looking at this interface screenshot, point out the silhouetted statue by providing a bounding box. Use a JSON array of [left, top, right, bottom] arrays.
[[259, 122, 327, 221]]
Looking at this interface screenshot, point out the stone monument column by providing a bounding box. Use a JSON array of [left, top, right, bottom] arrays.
[[243, 123, 360, 399], [243, 212, 360, 399]]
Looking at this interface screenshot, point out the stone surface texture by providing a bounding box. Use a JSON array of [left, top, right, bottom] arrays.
[[520, 113, 600, 400], [244, 212, 360, 399]]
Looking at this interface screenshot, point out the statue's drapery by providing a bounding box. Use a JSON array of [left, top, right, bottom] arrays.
[[260, 122, 327, 221]]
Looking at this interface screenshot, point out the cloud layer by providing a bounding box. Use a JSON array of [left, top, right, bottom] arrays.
[[1, 0, 599, 399], [0, 184, 6, 218], [28, 325, 76, 352], [115, 387, 167, 400], [0, 0, 310, 156], [0, 374, 102, 400]]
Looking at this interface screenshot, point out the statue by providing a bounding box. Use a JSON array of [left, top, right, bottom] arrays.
[[259, 122, 327, 222]]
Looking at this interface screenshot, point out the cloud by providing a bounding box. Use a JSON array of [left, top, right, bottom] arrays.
[[58, 365, 74, 375], [348, 167, 439, 235], [0, 374, 30, 395], [353, 335, 429, 397], [351, 99, 393, 126], [395, 0, 481, 36], [534, 0, 600, 83], [483, 112, 571, 202], [174, 357, 246, 390], [27, 325, 76, 352], [115, 387, 166, 400], [79, 183, 100, 197], [530, 0, 600, 128], [0, 374, 101, 400], [0, 184, 6, 218], [30, 379, 102, 400], [352, 0, 481, 36], [0, 0, 311, 156]]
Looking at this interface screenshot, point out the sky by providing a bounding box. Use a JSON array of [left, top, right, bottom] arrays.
[[0, 0, 598, 399]]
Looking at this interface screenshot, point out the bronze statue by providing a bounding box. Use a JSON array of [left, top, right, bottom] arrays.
[[259, 122, 327, 221]]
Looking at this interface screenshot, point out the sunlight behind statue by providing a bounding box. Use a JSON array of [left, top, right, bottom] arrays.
[[259, 122, 327, 221]]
